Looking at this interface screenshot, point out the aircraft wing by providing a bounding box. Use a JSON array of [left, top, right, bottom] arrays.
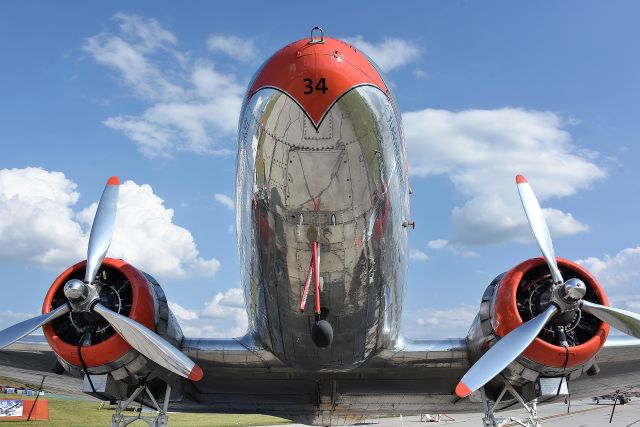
[[598, 335, 640, 363], [3, 333, 640, 424], [0, 336, 84, 397], [179, 334, 640, 424], [0, 334, 474, 421], [569, 335, 640, 398]]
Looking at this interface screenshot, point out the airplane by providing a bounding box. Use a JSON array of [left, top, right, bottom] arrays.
[[0, 400, 23, 417], [1, 27, 640, 426]]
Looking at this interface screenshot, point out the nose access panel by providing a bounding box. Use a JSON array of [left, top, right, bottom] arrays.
[[286, 150, 351, 212]]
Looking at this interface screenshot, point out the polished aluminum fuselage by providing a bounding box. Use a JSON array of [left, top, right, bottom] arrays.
[[236, 85, 410, 370]]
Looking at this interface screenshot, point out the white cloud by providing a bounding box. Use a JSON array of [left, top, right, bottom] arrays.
[[412, 69, 427, 79], [213, 193, 235, 211], [576, 247, 640, 315], [114, 13, 177, 52], [403, 305, 477, 339], [78, 180, 220, 279], [409, 248, 429, 261], [171, 288, 248, 338], [202, 287, 245, 316], [578, 247, 640, 290], [426, 238, 478, 258], [84, 15, 183, 102], [207, 34, 258, 62], [168, 302, 198, 321], [103, 90, 240, 157], [428, 239, 448, 249], [404, 108, 606, 246], [0, 167, 219, 280], [0, 167, 85, 267], [84, 14, 243, 158], [345, 36, 421, 72]]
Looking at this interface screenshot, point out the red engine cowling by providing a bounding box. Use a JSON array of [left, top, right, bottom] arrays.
[[467, 257, 609, 392], [42, 258, 183, 380]]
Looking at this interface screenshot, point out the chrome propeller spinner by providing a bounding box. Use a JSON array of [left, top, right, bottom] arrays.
[[562, 277, 587, 301], [63, 279, 90, 303], [455, 174, 640, 398], [0, 177, 203, 381]]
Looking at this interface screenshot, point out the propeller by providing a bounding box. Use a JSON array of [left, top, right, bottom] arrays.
[[455, 305, 558, 398], [0, 176, 203, 381], [455, 174, 640, 399], [93, 303, 202, 380], [0, 305, 70, 350], [581, 301, 640, 339], [85, 177, 119, 284], [515, 175, 563, 284]]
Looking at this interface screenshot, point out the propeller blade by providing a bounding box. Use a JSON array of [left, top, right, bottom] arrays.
[[455, 304, 558, 398], [93, 303, 203, 381], [581, 300, 640, 339], [85, 177, 120, 284], [0, 304, 70, 350], [516, 175, 564, 284]]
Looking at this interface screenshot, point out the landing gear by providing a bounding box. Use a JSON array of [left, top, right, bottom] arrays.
[[480, 383, 541, 427], [300, 241, 333, 348], [111, 383, 172, 427]]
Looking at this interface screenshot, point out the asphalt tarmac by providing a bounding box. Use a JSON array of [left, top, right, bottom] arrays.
[[266, 399, 640, 426]]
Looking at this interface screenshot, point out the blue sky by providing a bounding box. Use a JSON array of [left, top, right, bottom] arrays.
[[0, 2, 638, 339]]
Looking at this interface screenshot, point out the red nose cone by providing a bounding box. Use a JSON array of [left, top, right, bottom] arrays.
[[515, 174, 528, 184], [248, 36, 389, 126], [107, 176, 120, 186]]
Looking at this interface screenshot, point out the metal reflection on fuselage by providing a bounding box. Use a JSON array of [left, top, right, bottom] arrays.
[[236, 85, 409, 371]]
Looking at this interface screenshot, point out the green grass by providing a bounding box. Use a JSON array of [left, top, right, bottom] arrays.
[[0, 394, 291, 427]]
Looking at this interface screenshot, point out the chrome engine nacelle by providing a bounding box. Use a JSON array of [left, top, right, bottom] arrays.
[[467, 257, 609, 400], [43, 258, 183, 385]]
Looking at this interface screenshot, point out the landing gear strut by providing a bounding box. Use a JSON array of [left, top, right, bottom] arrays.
[[480, 383, 540, 427], [300, 241, 333, 348], [112, 383, 171, 427]]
